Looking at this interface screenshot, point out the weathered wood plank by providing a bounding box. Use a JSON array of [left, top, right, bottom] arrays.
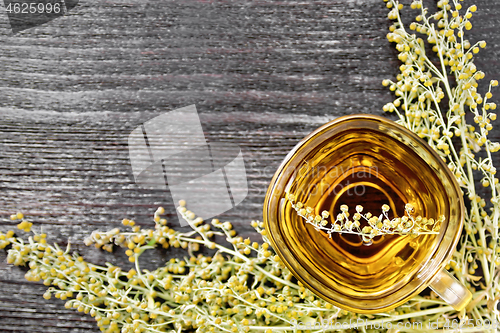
[[1, 0, 500, 331]]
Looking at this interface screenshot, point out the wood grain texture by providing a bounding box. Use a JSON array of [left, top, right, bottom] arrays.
[[1, 0, 500, 331]]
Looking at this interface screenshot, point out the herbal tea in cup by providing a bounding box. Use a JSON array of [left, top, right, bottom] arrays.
[[263, 114, 472, 313]]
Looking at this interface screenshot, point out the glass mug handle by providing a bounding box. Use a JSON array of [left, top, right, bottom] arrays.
[[429, 269, 473, 311]]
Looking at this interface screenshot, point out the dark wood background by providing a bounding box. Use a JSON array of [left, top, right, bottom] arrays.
[[1, 0, 499, 331]]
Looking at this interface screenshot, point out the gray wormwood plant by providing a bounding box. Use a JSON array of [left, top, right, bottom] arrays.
[[287, 194, 444, 243], [1, 0, 500, 332]]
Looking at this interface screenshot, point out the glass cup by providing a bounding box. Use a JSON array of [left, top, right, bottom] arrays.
[[263, 114, 472, 314]]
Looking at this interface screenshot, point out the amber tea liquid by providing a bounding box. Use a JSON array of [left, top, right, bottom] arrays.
[[284, 129, 444, 296]]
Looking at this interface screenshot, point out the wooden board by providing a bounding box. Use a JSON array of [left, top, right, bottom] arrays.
[[1, 0, 500, 331]]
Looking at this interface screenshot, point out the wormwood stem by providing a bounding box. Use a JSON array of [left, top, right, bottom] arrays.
[[287, 194, 443, 243], [383, 0, 500, 329]]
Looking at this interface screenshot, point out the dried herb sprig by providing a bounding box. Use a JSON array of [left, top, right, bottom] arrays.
[[2, 205, 351, 333], [381, 0, 500, 329], [286, 193, 443, 243], [2, 203, 461, 333]]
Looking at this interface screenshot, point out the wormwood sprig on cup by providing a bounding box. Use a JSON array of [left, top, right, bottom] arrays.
[[381, 0, 500, 329], [286, 193, 444, 243]]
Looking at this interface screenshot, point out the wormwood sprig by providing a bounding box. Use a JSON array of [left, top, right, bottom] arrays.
[[2, 206, 349, 333], [286, 193, 443, 243], [2, 206, 458, 333], [381, 0, 500, 329]]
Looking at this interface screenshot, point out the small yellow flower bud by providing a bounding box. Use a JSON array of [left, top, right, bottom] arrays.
[[362, 226, 372, 234]]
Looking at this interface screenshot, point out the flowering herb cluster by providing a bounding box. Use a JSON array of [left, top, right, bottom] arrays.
[[286, 193, 443, 243], [380, 0, 500, 328], [2, 205, 348, 333], [2, 0, 500, 332]]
